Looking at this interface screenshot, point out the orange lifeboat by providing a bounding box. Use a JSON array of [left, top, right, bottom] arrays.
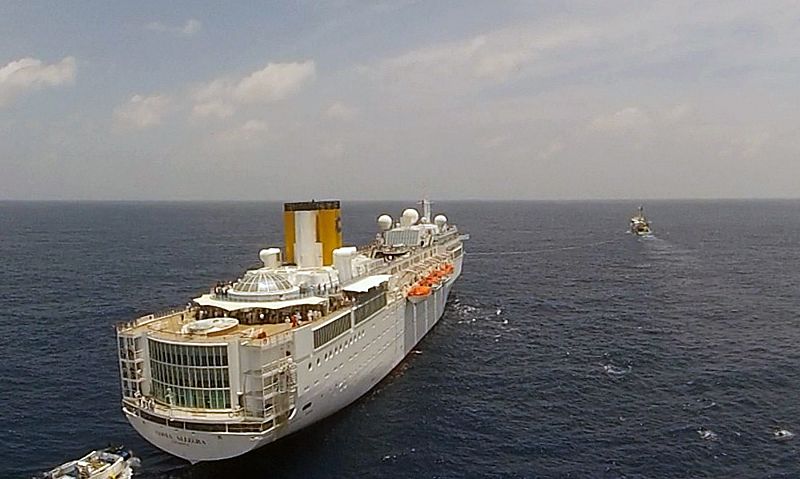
[[407, 284, 431, 303]]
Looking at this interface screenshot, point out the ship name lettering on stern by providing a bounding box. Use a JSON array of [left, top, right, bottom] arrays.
[[156, 430, 207, 445]]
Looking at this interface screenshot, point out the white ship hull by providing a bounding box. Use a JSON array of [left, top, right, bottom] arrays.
[[125, 256, 462, 463]]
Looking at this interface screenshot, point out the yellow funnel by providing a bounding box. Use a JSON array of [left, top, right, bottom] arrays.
[[283, 200, 342, 266]]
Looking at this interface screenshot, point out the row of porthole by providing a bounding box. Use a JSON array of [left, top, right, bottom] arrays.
[[309, 330, 371, 371]]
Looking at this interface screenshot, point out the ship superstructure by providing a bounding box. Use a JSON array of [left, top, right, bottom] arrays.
[[116, 200, 466, 463], [629, 206, 652, 236]]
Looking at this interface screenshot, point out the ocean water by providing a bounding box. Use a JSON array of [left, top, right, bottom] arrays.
[[2, 200, 800, 478]]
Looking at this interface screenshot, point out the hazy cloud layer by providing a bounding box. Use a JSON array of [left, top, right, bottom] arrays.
[[114, 94, 171, 129], [2, 2, 800, 200], [145, 19, 202, 37], [590, 107, 652, 133], [0, 56, 76, 107], [325, 101, 358, 121], [215, 119, 270, 145], [361, 23, 596, 94]]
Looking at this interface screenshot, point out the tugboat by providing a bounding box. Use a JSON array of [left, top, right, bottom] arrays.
[[36, 445, 139, 479], [629, 206, 652, 236]]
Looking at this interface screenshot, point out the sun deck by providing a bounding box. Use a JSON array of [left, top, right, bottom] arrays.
[[117, 299, 357, 345]]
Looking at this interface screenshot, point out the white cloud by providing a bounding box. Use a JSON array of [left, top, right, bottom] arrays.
[[663, 103, 693, 123], [213, 119, 270, 145], [191, 61, 316, 120], [539, 141, 564, 160], [232, 61, 316, 103], [361, 24, 595, 95], [0, 56, 76, 107], [192, 100, 235, 120], [113, 94, 171, 129], [320, 141, 345, 159], [735, 131, 771, 159], [190, 80, 233, 119], [359, 0, 800, 112], [182, 19, 203, 36], [325, 101, 358, 121], [479, 134, 510, 149], [241, 119, 269, 133], [590, 107, 652, 133], [145, 19, 202, 37]]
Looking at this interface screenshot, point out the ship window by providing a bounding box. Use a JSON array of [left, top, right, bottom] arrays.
[[139, 410, 167, 425], [313, 314, 352, 349], [184, 421, 228, 432], [352, 288, 386, 325], [148, 339, 232, 410], [168, 419, 185, 429], [385, 229, 420, 247], [227, 422, 264, 433]]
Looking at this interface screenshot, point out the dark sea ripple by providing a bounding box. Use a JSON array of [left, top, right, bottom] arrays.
[[2, 200, 800, 478]]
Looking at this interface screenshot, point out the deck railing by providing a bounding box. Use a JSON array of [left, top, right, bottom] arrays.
[[241, 328, 294, 347], [116, 307, 192, 332]]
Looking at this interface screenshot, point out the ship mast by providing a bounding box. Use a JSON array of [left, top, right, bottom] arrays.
[[420, 198, 432, 222]]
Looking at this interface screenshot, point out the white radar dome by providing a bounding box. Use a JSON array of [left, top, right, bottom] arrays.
[[434, 214, 448, 228], [377, 214, 393, 231], [401, 208, 420, 226]]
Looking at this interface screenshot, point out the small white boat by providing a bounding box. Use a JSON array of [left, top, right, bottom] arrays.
[[36, 445, 138, 479], [629, 206, 652, 236], [697, 428, 718, 441], [773, 429, 795, 442]]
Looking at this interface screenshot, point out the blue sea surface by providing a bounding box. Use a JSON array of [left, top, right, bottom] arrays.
[[2, 200, 800, 478]]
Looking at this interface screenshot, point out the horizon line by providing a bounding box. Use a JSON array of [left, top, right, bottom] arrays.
[[3, 197, 800, 203]]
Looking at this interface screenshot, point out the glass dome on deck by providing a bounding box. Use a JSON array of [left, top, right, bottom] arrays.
[[225, 269, 299, 301]]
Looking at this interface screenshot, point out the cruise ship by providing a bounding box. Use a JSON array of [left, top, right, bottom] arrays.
[[116, 200, 467, 463]]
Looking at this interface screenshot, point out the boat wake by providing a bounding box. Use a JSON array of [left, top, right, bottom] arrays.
[[603, 364, 632, 376], [449, 297, 504, 325], [466, 239, 616, 257], [636, 235, 699, 270], [697, 428, 719, 441]]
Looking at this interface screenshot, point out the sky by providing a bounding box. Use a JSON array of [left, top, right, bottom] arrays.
[[1, 1, 799, 201]]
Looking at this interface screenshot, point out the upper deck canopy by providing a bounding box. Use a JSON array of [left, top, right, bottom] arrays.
[[193, 294, 327, 311], [342, 274, 392, 293]]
